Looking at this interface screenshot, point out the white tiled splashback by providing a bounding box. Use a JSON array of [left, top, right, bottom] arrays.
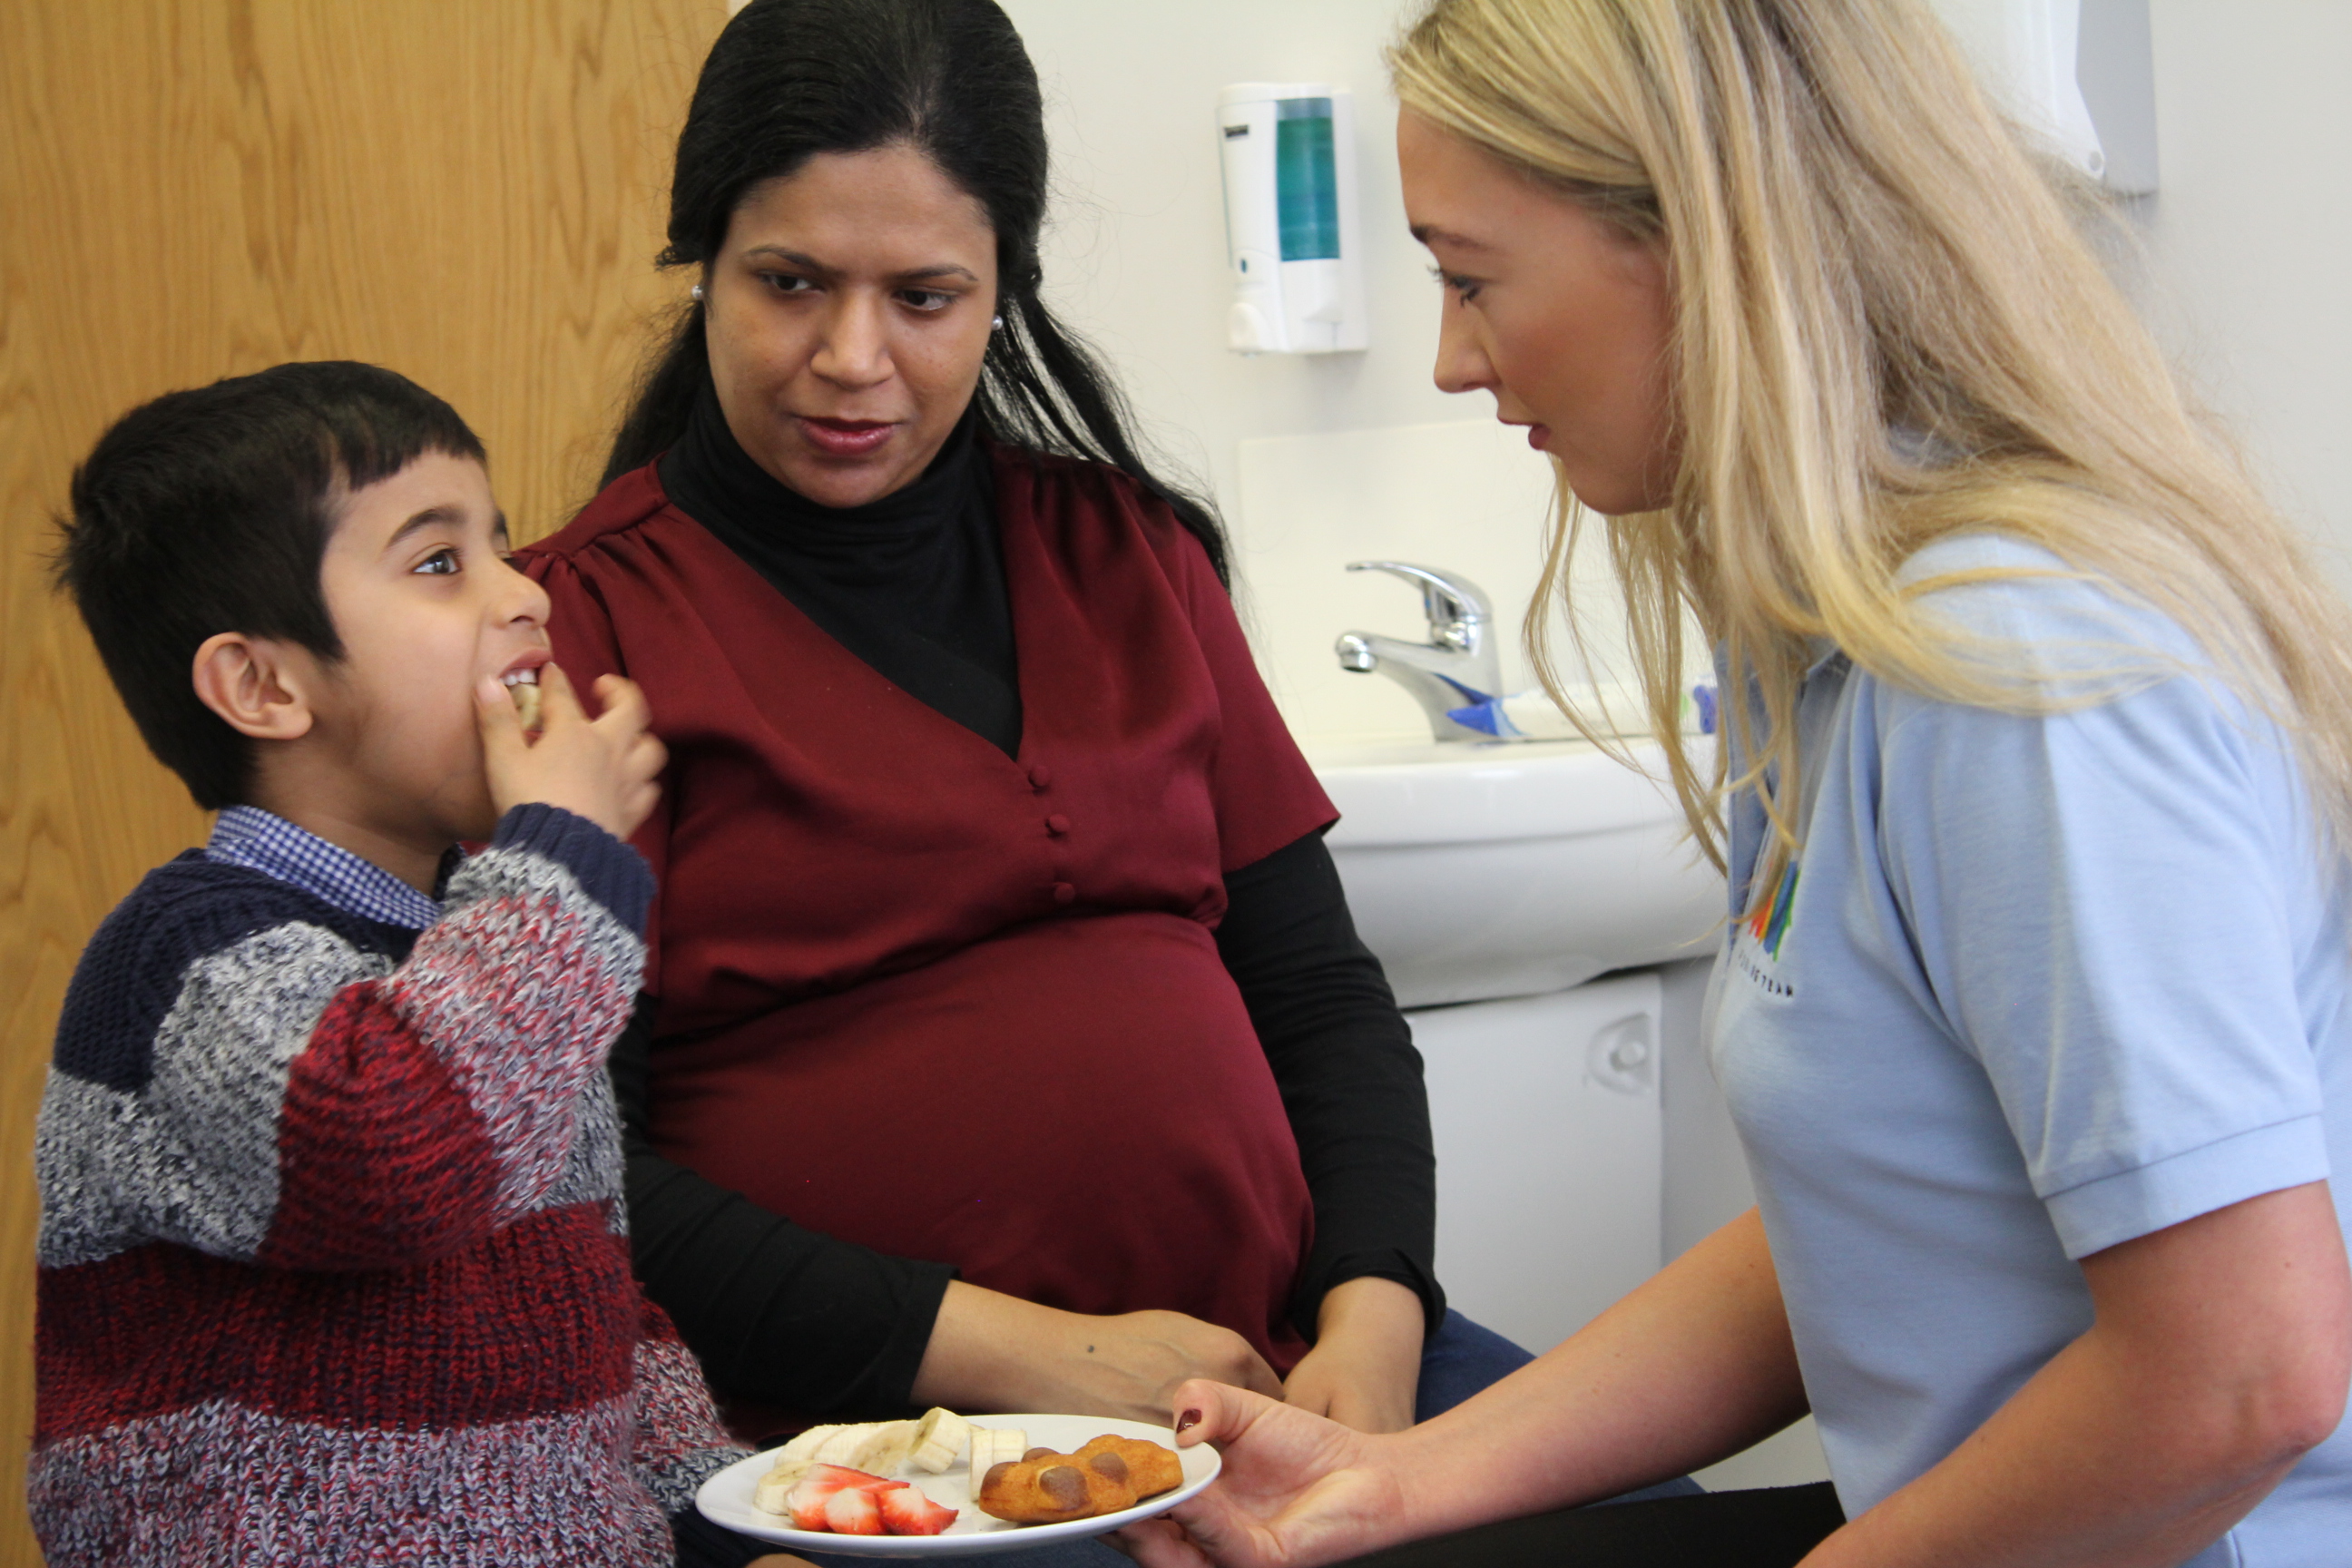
[[1233, 418, 1635, 745]]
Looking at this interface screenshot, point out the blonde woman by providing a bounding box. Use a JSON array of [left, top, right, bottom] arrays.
[[1120, 2, 2352, 1565]]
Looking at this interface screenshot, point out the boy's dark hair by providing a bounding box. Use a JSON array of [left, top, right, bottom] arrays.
[[55, 361, 485, 811]]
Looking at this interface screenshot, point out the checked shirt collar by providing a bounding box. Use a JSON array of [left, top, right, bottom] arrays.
[[205, 805, 446, 932]]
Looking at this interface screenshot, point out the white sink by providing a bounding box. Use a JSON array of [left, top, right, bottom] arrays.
[[1307, 736, 1726, 1008]]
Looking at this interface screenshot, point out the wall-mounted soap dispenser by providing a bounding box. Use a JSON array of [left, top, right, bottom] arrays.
[[1217, 83, 1367, 355]]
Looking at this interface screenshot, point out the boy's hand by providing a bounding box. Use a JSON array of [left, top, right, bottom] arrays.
[[475, 663, 665, 842]]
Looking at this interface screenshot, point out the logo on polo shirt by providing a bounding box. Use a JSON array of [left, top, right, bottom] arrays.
[[1745, 858, 1799, 961], [1731, 857, 1799, 999]]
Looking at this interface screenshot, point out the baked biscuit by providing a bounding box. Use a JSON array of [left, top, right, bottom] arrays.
[[974, 1450, 1138, 1524], [1074, 1435, 1184, 1499]]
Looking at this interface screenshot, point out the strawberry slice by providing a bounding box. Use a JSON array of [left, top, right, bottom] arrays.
[[879, 1485, 960, 1536], [785, 1465, 904, 1530], [827, 1464, 906, 1492], [825, 1485, 887, 1535], [785, 1487, 833, 1533]]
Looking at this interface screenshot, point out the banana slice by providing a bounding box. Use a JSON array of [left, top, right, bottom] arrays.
[[752, 1424, 848, 1514], [813, 1424, 877, 1466], [966, 1426, 1028, 1501], [910, 1406, 973, 1474], [753, 1413, 975, 1510], [781, 1425, 848, 1464], [752, 1464, 802, 1515], [848, 1418, 920, 1475], [504, 671, 543, 732]]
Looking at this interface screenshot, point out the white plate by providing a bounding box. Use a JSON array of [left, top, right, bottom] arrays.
[[696, 1413, 1220, 1557]]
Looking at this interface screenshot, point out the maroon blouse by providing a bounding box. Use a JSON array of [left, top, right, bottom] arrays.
[[525, 447, 1336, 1376]]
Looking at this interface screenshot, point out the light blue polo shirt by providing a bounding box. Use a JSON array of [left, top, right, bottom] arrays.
[[1705, 534, 2352, 1565]]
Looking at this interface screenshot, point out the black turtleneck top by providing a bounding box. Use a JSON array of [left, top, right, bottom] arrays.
[[660, 387, 1023, 755], [612, 392, 1443, 1421]]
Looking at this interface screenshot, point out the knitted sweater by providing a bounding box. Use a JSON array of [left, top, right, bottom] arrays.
[[30, 804, 745, 1566]]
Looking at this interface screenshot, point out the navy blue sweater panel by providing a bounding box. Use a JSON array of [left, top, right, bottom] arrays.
[[51, 854, 416, 1095], [493, 803, 654, 935]]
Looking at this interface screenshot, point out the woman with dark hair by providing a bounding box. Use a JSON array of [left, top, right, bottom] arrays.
[[522, 0, 1528, 1479]]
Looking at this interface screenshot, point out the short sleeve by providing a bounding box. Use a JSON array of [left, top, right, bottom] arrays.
[[1872, 574, 2330, 1259], [1165, 537, 1338, 873]]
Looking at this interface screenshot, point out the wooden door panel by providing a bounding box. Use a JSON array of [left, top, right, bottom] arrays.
[[0, 4, 720, 1557]]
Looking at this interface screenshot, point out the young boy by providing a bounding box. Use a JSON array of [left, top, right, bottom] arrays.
[[33, 362, 769, 1566]]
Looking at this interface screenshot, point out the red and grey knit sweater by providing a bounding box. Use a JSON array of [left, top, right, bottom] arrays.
[[30, 803, 744, 1566]]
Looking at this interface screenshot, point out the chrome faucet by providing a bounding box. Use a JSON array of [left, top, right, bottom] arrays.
[[1335, 561, 1504, 742]]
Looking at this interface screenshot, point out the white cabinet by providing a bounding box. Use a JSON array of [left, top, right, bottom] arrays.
[[1410, 973, 1663, 1355]]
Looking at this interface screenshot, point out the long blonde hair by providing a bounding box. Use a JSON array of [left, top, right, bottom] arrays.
[[1390, 0, 2352, 882]]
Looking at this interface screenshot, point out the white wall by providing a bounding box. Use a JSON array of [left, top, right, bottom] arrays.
[[2137, 2, 2352, 593]]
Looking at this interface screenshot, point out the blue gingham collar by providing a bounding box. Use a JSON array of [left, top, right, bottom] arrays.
[[205, 806, 445, 931]]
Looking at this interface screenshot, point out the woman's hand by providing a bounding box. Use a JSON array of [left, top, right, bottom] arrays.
[[1118, 1379, 1409, 1568], [910, 1281, 1284, 1426], [1132, 1211, 1808, 1565], [1281, 1277, 1425, 1433]]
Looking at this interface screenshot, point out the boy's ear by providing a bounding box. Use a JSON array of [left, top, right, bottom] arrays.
[[191, 632, 318, 741]]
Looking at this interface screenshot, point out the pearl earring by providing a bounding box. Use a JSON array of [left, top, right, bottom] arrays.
[[691, 283, 706, 302], [991, 315, 1004, 331]]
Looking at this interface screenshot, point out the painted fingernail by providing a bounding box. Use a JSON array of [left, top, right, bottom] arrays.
[[1175, 1409, 1201, 1434]]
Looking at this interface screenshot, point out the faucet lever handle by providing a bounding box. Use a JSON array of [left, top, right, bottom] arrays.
[[1345, 560, 1493, 643]]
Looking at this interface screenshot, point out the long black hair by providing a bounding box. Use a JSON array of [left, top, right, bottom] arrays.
[[604, 0, 1230, 583]]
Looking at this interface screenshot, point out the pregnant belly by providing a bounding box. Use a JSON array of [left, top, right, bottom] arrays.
[[649, 911, 1313, 1370]]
